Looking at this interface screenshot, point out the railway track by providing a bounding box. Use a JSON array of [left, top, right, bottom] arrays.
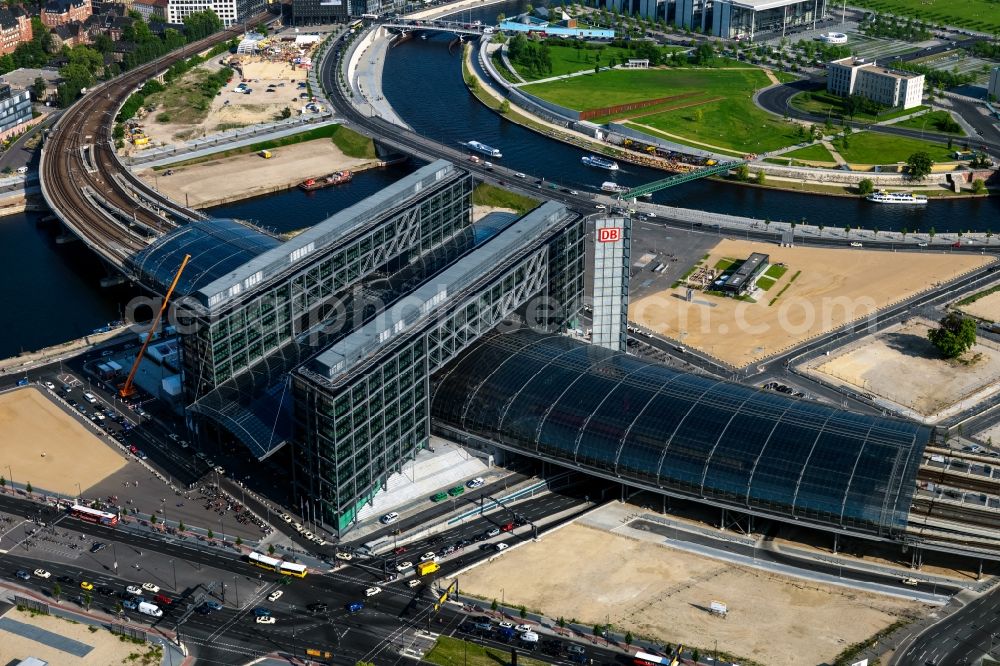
[[39, 15, 269, 269]]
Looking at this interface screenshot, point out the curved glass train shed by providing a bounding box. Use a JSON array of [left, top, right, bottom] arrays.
[[432, 330, 930, 540]]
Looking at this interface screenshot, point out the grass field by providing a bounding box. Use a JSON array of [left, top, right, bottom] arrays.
[[515, 44, 633, 81], [147, 67, 231, 127], [525, 67, 798, 153], [425, 636, 549, 666], [789, 90, 927, 123], [473, 182, 538, 214], [850, 0, 1000, 33], [329, 125, 376, 158], [890, 110, 966, 136], [830, 132, 955, 164], [782, 143, 837, 162]]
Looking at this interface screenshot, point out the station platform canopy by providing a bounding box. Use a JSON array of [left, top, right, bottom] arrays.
[[127, 219, 280, 297], [431, 330, 930, 539]]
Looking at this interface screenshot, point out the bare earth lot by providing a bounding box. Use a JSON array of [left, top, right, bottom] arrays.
[[0, 388, 126, 495], [0, 607, 160, 665], [629, 239, 992, 367], [956, 289, 1000, 322], [137, 140, 378, 209], [451, 521, 919, 666], [807, 318, 1000, 420]]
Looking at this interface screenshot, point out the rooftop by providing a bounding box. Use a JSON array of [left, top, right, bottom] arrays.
[[727, 0, 817, 10], [193, 159, 459, 311], [310, 201, 572, 382], [726, 252, 768, 289], [830, 56, 923, 79]]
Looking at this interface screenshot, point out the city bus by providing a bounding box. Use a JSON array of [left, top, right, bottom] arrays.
[[68, 505, 119, 527], [632, 651, 675, 666], [248, 552, 308, 578]]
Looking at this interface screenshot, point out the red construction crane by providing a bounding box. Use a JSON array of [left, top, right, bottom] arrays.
[[119, 254, 191, 400]]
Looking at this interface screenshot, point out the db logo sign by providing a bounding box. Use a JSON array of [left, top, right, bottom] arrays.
[[597, 227, 623, 243]]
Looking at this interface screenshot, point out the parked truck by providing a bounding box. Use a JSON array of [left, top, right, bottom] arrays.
[[138, 602, 162, 618], [416, 561, 440, 576]]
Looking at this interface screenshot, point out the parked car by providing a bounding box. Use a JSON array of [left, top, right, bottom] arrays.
[[90, 542, 107, 553], [486, 527, 500, 538], [430, 492, 448, 502], [466, 477, 485, 489], [380, 512, 399, 525]]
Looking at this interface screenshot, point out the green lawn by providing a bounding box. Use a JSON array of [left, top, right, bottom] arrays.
[[756, 276, 777, 291], [425, 636, 550, 666], [849, 0, 1000, 33], [782, 143, 837, 162], [789, 90, 928, 123], [525, 67, 800, 153], [514, 44, 632, 81], [330, 125, 376, 158], [830, 132, 955, 164], [890, 110, 966, 136], [715, 258, 737, 271], [763, 264, 788, 280], [473, 182, 539, 214]]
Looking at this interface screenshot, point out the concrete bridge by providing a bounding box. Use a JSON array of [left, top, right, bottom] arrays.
[[380, 18, 493, 37]]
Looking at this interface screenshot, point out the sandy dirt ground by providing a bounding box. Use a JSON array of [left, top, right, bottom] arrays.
[[0, 388, 126, 496], [137, 140, 378, 209], [0, 607, 161, 665], [451, 521, 920, 666], [629, 240, 992, 367], [956, 289, 1000, 322], [140, 58, 312, 146], [808, 319, 1000, 418]]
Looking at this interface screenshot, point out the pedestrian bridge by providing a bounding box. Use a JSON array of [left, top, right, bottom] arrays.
[[381, 18, 492, 37]]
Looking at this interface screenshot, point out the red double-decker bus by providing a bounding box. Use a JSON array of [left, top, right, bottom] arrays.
[[68, 504, 119, 527]]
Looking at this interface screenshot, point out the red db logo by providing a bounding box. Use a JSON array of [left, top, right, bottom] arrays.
[[597, 228, 622, 243]]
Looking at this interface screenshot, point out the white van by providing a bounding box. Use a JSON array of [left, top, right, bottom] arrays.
[[138, 601, 162, 617], [15, 166, 27, 174], [83, 392, 98, 404]]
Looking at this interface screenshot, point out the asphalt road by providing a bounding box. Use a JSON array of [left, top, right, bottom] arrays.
[[893, 585, 1000, 665]]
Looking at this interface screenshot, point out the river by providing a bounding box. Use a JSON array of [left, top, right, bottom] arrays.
[[382, 0, 1000, 233]]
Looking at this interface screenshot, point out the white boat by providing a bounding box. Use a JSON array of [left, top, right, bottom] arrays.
[[582, 155, 619, 170], [464, 140, 502, 158], [601, 181, 629, 194], [866, 190, 928, 205]]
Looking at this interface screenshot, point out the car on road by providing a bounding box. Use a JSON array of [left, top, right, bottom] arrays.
[[498, 621, 514, 630], [43, 381, 55, 390], [15, 570, 29, 580], [850, 241, 862, 247], [917, 242, 928, 247], [430, 492, 448, 502], [280, 513, 293, 523], [408, 579, 421, 588], [253, 607, 271, 617], [203, 600, 223, 611], [500, 521, 515, 532], [495, 542, 509, 552], [56, 575, 74, 584], [486, 527, 501, 538], [392, 546, 407, 555], [395, 561, 412, 572], [380, 512, 399, 525], [521, 631, 539, 644], [335, 552, 353, 561], [98, 586, 115, 596], [267, 590, 283, 602], [122, 599, 138, 610], [365, 586, 382, 597], [347, 601, 364, 613], [90, 542, 107, 553], [33, 569, 51, 579], [195, 604, 212, 615], [448, 485, 465, 497], [419, 552, 436, 562], [595, 204, 606, 210], [455, 539, 471, 549], [901, 577, 919, 586], [154, 594, 172, 605], [80, 581, 94, 591], [255, 615, 275, 624], [442, 545, 456, 556], [466, 477, 485, 489], [307, 602, 328, 613], [515, 623, 531, 633], [141, 583, 159, 594]]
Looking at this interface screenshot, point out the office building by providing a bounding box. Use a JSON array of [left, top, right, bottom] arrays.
[[0, 84, 33, 141], [591, 217, 630, 351], [721, 252, 768, 294], [41, 0, 93, 28], [827, 57, 925, 110], [712, 0, 826, 40], [291, 0, 348, 25], [166, 0, 263, 27], [989, 66, 1000, 102]]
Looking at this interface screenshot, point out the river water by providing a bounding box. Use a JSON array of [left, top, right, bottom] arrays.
[[1, 4, 995, 358], [383, 0, 1000, 233]]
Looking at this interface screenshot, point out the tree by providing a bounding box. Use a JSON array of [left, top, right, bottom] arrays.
[[32, 76, 46, 101], [267, 543, 275, 555], [735, 163, 750, 181], [491, 598, 498, 611], [52, 583, 62, 601], [519, 605, 527, 619], [207, 528, 214, 539], [150, 514, 158, 524], [625, 631, 633, 648], [496, 12, 505, 23], [927, 312, 976, 359], [858, 178, 874, 195], [0, 476, 5, 488], [929, 226, 936, 241], [906, 151, 933, 180], [280, 107, 291, 120], [178, 520, 185, 531], [83, 592, 92, 610], [499, 99, 510, 114], [756, 170, 766, 185], [557, 616, 566, 628], [692, 649, 701, 663], [593, 624, 603, 638], [25, 482, 31, 494], [973, 178, 987, 194]]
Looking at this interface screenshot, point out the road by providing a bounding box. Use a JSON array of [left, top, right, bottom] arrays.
[[893, 585, 1000, 665], [755, 77, 1000, 156]]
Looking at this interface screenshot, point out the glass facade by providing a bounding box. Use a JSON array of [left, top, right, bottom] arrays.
[[293, 210, 586, 534], [432, 330, 929, 539]]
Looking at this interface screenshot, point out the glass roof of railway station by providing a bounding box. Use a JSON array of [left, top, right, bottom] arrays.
[[126, 219, 281, 297], [431, 330, 930, 538]]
